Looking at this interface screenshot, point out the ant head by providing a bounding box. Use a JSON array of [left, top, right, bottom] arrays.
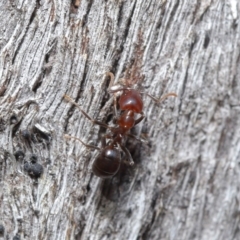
[[119, 89, 143, 113]]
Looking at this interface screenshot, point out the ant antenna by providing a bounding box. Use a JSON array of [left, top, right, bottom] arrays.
[[145, 92, 177, 104]]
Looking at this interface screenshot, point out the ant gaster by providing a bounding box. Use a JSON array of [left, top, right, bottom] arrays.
[[64, 72, 177, 178]]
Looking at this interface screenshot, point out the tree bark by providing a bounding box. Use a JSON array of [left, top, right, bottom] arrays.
[[0, 0, 240, 239]]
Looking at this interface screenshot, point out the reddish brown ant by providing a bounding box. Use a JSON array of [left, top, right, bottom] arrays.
[[64, 72, 177, 178]]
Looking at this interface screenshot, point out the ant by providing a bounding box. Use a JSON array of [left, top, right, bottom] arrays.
[[64, 72, 177, 178]]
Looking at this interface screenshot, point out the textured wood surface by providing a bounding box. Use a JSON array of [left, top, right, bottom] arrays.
[[0, 0, 240, 239]]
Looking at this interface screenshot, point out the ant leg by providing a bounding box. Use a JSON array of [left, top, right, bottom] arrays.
[[134, 112, 145, 126], [98, 133, 115, 147], [105, 72, 119, 117], [64, 95, 110, 129], [127, 133, 147, 143], [145, 92, 177, 104], [119, 144, 134, 166], [101, 135, 107, 148], [113, 95, 118, 118], [65, 134, 100, 151]]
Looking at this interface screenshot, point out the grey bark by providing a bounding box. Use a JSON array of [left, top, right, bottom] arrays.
[[0, 0, 240, 240]]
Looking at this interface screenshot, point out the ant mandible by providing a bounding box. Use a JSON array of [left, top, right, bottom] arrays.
[[64, 72, 177, 178]]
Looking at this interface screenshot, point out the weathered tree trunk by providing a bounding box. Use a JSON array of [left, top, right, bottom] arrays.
[[0, 0, 239, 239]]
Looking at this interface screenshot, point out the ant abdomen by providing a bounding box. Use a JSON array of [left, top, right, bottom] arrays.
[[92, 146, 121, 178]]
